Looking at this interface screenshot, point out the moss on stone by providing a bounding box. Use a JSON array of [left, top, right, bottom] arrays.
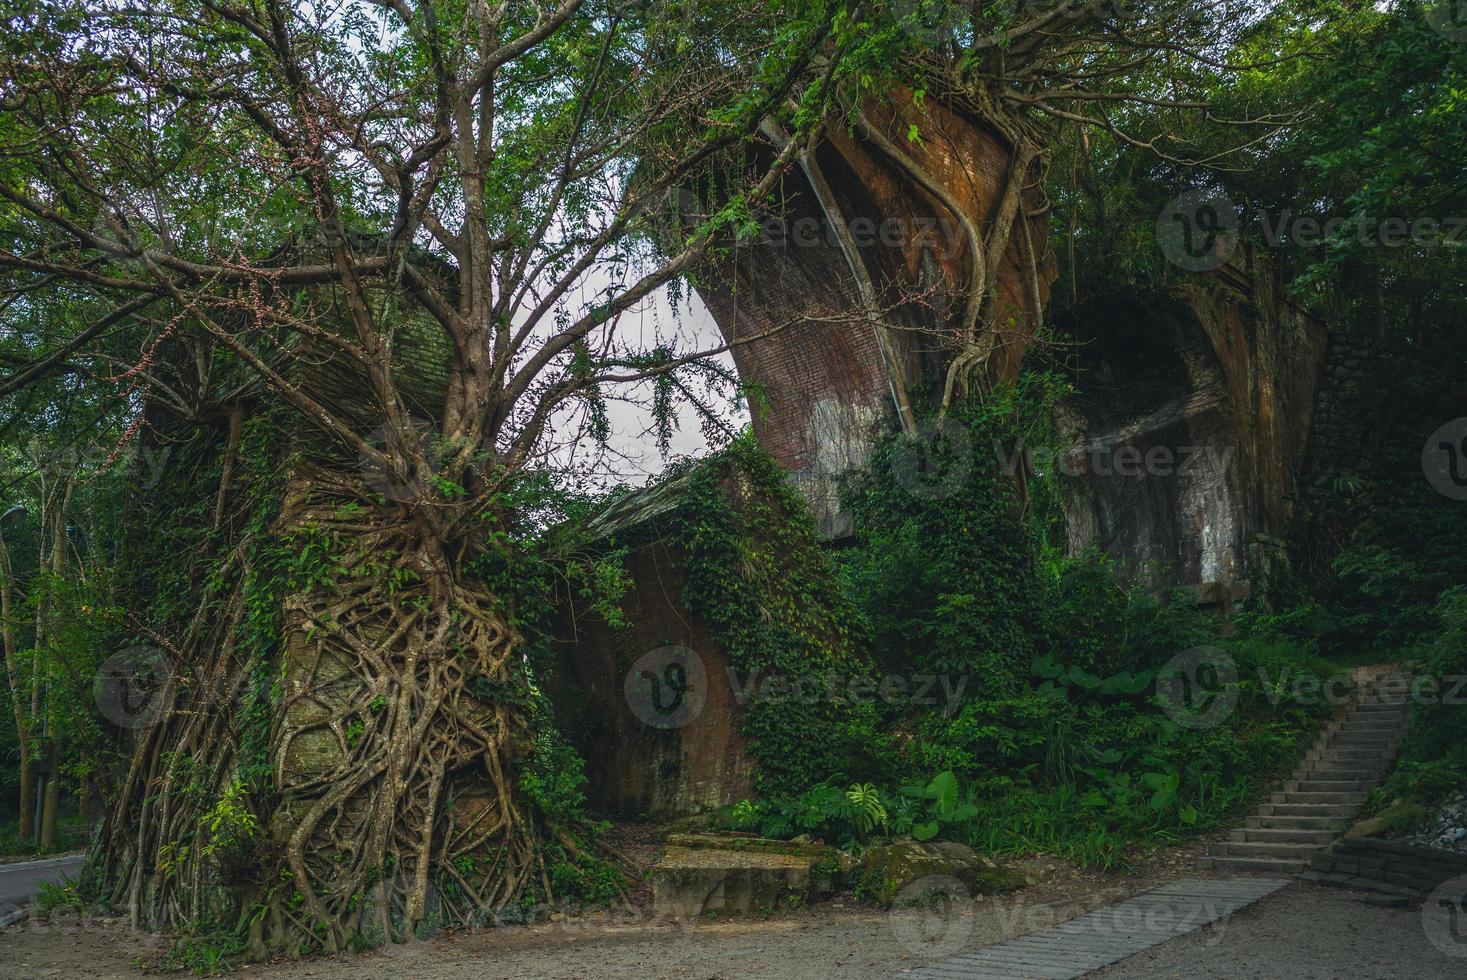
[[857, 841, 1025, 906]]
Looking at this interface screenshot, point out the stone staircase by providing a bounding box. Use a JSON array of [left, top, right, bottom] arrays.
[[1199, 671, 1412, 874]]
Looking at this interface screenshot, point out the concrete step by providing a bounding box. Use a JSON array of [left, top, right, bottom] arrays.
[[1260, 802, 1358, 818], [1198, 855, 1310, 874], [1295, 779, 1371, 793], [1196, 670, 1413, 879], [1299, 870, 1422, 899], [1330, 734, 1400, 746], [1246, 814, 1348, 831], [1209, 841, 1322, 860], [1275, 790, 1368, 805], [1295, 767, 1383, 781], [1232, 827, 1337, 845], [1322, 749, 1392, 762]]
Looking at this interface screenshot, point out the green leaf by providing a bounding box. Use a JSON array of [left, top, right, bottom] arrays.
[[912, 821, 939, 841], [1031, 655, 1063, 679], [926, 771, 959, 810]]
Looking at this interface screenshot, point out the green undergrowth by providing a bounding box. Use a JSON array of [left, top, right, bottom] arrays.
[[1367, 587, 1467, 816], [720, 379, 1341, 869]]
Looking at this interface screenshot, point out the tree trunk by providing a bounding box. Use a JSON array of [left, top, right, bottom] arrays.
[[96, 476, 538, 952], [39, 769, 58, 850], [17, 764, 34, 842], [0, 527, 33, 842]]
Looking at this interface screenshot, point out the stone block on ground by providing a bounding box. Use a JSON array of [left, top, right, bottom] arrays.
[[651, 836, 832, 920], [857, 840, 1025, 907]]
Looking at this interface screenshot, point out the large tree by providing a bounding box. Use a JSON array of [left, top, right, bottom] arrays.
[[2, 0, 858, 948]]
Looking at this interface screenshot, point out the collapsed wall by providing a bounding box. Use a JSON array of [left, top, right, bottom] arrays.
[[544, 446, 871, 817], [1052, 250, 1329, 597]]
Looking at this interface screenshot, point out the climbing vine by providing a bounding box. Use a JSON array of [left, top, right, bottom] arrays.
[[660, 433, 879, 796], [838, 374, 1072, 692]]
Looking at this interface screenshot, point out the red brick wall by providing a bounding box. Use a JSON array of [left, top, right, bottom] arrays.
[[694, 91, 1050, 534]]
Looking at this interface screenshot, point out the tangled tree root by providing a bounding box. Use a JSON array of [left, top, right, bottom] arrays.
[[95, 468, 555, 955]]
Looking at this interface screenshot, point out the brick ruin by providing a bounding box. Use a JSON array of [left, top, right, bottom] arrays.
[[685, 94, 1337, 602], [1052, 249, 1329, 599], [701, 137, 1332, 598], [552, 110, 1352, 816], [693, 89, 1051, 538]]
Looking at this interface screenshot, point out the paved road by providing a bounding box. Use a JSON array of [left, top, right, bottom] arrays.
[[0, 855, 84, 920], [1090, 881, 1465, 978]]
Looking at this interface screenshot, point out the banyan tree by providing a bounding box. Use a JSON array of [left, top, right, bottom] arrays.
[[0, 0, 1283, 952]]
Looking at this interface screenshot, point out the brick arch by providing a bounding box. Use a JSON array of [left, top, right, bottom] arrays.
[[692, 90, 1051, 535]]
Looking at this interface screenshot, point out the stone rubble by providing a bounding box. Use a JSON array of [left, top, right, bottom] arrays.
[[1408, 792, 1467, 855]]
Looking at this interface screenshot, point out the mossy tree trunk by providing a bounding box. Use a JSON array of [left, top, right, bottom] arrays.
[[94, 448, 547, 951]]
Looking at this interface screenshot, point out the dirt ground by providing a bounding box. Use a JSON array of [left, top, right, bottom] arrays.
[[0, 845, 1211, 978]]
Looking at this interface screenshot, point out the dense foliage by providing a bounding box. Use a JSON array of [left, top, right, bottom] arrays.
[[1, 1, 1465, 969], [727, 386, 1342, 867]]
